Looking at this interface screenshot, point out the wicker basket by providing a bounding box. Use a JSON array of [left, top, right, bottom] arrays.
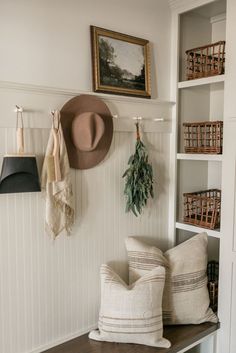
[[183, 121, 223, 154], [207, 261, 219, 312], [186, 41, 225, 80], [183, 189, 221, 229]]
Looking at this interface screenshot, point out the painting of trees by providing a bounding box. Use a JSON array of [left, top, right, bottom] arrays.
[[98, 36, 145, 90], [91, 26, 151, 97]]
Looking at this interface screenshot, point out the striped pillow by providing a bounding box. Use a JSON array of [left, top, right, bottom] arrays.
[[89, 264, 171, 348], [125, 233, 218, 325]]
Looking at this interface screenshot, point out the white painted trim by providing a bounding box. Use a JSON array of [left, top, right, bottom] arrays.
[[177, 153, 223, 161], [168, 11, 180, 248], [229, 262, 235, 353], [176, 222, 221, 238], [0, 80, 175, 106], [169, 0, 216, 13], [178, 75, 225, 89], [232, 160, 236, 252], [27, 324, 97, 353], [210, 13, 226, 24]]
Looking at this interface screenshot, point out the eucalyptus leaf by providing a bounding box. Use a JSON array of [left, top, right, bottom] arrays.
[[123, 128, 154, 217]]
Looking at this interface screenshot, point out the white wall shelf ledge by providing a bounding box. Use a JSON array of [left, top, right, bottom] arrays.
[[178, 75, 225, 89], [176, 222, 221, 238], [177, 153, 223, 161], [0, 80, 176, 106]]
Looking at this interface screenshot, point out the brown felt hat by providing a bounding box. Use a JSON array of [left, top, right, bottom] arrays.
[[60, 95, 113, 169]]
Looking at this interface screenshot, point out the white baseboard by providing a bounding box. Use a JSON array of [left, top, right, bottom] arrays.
[[28, 324, 97, 353]]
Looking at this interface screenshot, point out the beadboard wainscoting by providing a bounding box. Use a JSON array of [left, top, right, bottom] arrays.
[[0, 0, 173, 351], [0, 121, 171, 353]]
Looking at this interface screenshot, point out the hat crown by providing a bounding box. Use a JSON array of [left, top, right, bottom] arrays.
[[71, 112, 105, 152], [61, 94, 113, 169]]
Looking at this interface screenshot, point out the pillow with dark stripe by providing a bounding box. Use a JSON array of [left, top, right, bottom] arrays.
[[89, 264, 171, 348], [125, 233, 218, 325]]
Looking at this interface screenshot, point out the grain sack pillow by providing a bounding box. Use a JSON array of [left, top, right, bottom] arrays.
[[125, 233, 218, 325], [89, 264, 171, 348]]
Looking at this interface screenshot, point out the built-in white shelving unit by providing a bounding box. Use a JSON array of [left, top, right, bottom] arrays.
[[170, 0, 236, 352], [173, 0, 226, 244], [170, 1, 227, 351]]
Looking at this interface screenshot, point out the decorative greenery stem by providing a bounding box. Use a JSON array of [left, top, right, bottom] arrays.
[[123, 123, 154, 216]]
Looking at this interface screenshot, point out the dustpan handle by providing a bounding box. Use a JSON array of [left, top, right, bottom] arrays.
[[16, 110, 24, 154]]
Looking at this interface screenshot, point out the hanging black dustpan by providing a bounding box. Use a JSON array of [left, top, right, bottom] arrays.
[[0, 106, 41, 194]]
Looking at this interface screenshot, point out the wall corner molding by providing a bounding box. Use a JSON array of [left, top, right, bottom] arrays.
[[168, 0, 188, 10], [168, 0, 216, 12], [210, 13, 226, 24]]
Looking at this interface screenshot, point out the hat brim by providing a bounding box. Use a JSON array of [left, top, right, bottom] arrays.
[[60, 95, 113, 170]]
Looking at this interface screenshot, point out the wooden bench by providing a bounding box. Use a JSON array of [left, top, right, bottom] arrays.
[[42, 322, 219, 353]]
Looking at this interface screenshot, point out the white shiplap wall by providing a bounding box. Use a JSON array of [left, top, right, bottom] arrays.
[[0, 90, 171, 353]]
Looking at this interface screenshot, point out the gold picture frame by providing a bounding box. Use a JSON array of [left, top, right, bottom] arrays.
[[90, 26, 151, 98]]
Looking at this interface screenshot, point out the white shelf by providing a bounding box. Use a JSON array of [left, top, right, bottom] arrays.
[[176, 222, 221, 238], [177, 153, 223, 161], [0, 80, 176, 106], [178, 75, 225, 89]]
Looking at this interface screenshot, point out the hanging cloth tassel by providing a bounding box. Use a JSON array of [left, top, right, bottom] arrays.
[[41, 111, 74, 238]]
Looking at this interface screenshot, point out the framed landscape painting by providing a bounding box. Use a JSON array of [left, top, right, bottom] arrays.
[[90, 26, 151, 98]]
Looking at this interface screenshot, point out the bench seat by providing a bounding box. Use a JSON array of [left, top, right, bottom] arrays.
[[43, 322, 219, 353]]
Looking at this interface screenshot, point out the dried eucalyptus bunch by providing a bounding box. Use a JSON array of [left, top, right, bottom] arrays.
[[123, 122, 154, 216]]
